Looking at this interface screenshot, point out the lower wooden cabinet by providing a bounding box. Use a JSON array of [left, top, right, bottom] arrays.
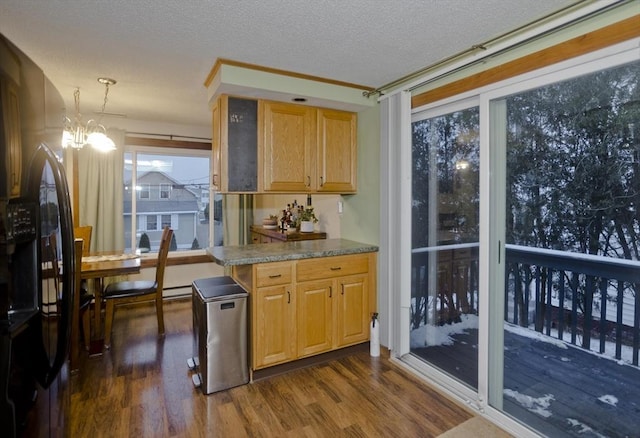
[[296, 273, 369, 358], [239, 252, 376, 370], [253, 284, 295, 368], [296, 279, 333, 357], [334, 274, 369, 348]]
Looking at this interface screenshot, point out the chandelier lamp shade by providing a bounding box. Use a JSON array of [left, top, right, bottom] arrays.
[[62, 77, 117, 152]]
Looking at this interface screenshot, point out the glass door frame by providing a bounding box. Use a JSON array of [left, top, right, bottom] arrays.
[[395, 38, 640, 436]]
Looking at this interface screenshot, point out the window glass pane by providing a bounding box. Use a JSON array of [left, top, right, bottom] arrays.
[[161, 214, 171, 229], [124, 150, 210, 252], [139, 184, 150, 199], [160, 184, 171, 199], [410, 107, 480, 390], [498, 60, 639, 437], [146, 215, 157, 231]]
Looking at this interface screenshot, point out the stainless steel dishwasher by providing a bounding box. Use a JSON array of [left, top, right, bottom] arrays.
[[191, 277, 249, 394]]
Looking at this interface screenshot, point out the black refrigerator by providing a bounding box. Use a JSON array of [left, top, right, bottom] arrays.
[[0, 35, 74, 437]]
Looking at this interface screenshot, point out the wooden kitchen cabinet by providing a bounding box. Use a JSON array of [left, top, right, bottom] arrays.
[[261, 101, 357, 193], [296, 254, 370, 357], [316, 108, 357, 193], [236, 250, 376, 372], [211, 95, 258, 192], [334, 273, 369, 347], [0, 75, 22, 199], [252, 261, 296, 369], [296, 279, 333, 357], [261, 100, 315, 192], [210, 96, 221, 191]]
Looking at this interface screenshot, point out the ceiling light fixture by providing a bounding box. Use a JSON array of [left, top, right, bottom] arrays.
[[62, 77, 117, 152]]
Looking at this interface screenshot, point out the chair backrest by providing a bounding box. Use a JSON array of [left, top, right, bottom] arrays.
[[74, 226, 92, 256], [41, 233, 60, 294], [155, 227, 173, 293], [73, 238, 83, 294]]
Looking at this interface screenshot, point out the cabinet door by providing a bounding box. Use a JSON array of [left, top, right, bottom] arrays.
[[335, 274, 369, 348], [253, 284, 295, 368], [296, 279, 333, 357], [1, 77, 21, 198], [211, 97, 221, 191], [317, 109, 356, 193], [262, 101, 315, 192]]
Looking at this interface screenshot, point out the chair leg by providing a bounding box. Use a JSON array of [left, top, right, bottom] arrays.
[[104, 300, 115, 349], [156, 295, 165, 336], [81, 308, 91, 351]]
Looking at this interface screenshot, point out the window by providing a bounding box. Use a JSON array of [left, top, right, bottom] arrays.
[[161, 214, 172, 229], [146, 215, 157, 231], [124, 147, 212, 253], [160, 183, 171, 199], [139, 184, 150, 199]]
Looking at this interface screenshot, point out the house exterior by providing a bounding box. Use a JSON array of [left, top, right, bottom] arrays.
[[123, 170, 200, 251]]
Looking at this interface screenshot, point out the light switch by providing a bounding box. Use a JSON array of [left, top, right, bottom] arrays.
[[337, 201, 343, 214]]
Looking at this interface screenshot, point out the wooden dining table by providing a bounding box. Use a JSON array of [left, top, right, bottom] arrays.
[[81, 252, 141, 355]]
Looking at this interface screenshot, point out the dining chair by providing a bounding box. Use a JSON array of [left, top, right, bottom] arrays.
[[70, 238, 92, 372], [41, 233, 61, 297], [74, 225, 92, 256], [102, 227, 173, 348]]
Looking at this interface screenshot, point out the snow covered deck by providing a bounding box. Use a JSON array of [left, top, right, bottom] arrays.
[[412, 327, 640, 437]]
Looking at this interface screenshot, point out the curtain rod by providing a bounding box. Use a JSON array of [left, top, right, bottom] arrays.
[[126, 132, 211, 142], [365, 0, 623, 98]]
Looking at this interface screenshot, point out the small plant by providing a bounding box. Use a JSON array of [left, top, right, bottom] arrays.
[[297, 206, 318, 225]]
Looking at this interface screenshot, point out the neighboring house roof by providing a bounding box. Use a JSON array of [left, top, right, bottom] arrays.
[[123, 200, 199, 214]]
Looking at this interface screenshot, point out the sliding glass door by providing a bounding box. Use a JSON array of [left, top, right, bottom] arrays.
[[410, 104, 480, 390], [489, 58, 640, 438], [403, 43, 639, 437]]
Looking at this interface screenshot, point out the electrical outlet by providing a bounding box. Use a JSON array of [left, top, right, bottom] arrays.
[[337, 201, 343, 214]]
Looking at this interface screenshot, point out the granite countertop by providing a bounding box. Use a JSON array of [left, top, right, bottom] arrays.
[[207, 238, 379, 266]]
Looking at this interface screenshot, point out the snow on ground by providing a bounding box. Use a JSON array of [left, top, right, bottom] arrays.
[[409, 314, 478, 348], [566, 419, 608, 438], [597, 394, 618, 407], [503, 389, 555, 418], [411, 316, 638, 369]]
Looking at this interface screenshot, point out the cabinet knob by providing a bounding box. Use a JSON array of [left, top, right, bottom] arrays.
[[287, 290, 290, 304], [269, 274, 282, 279], [329, 286, 332, 298], [306, 176, 311, 187], [320, 176, 324, 187], [330, 266, 342, 271]]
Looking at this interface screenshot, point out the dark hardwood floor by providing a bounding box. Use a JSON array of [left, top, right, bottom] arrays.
[[70, 298, 476, 437]]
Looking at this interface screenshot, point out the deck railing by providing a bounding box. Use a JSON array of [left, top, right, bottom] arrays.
[[411, 244, 640, 365]]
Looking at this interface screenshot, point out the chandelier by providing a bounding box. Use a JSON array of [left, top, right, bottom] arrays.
[[62, 77, 117, 152]]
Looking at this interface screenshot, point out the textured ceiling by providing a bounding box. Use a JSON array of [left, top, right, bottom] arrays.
[[0, 0, 579, 131]]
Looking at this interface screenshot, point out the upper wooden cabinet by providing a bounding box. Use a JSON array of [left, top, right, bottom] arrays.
[[211, 95, 258, 192], [261, 101, 315, 192], [316, 108, 357, 193], [0, 75, 22, 199], [211, 95, 357, 194], [260, 100, 357, 193]]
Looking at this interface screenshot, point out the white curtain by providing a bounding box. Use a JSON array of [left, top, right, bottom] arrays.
[[77, 128, 125, 252], [223, 194, 253, 246], [379, 91, 412, 354]]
